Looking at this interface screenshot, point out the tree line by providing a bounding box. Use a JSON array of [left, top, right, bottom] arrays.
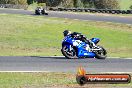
[[0, 0, 27, 5], [0, 0, 121, 9]]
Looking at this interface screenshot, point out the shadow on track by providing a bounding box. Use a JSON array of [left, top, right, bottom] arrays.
[[29, 56, 91, 60], [29, 56, 67, 59]]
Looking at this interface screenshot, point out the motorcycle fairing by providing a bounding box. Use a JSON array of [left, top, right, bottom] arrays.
[[76, 41, 96, 58], [91, 38, 100, 45], [62, 35, 99, 58]]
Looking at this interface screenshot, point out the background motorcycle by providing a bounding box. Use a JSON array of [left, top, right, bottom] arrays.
[[61, 35, 107, 59], [35, 7, 48, 15]]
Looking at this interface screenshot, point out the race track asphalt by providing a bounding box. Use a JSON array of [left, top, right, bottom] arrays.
[[0, 8, 132, 24], [0, 56, 132, 73]]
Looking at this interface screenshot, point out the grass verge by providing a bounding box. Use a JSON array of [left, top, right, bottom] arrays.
[[0, 14, 132, 57], [118, 0, 132, 10], [0, 72, 131, 88]]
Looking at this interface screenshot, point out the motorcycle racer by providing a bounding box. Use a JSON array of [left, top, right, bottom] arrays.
[[62, 30, 107, 59], [63, 30, 94, 48]]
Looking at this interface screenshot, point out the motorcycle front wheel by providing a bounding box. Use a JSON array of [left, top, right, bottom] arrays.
[[61, 45, 78, 59], [95, 46, 107, 59]]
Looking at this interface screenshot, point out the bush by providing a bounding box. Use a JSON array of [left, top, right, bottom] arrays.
[[0, 0, 27, 5], [83, 0, 95, 8], [27, 0, 36, 5], [38, 3, 46, 7], [74, 0, 84, 8], [18, 0, 27, 5], [60, 0, 74, 8], [130, 5, 132, 9], [95, 0, 120, 9], [27, 2, 38, 10]]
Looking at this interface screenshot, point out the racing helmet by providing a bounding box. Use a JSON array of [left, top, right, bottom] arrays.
[[63, 30, 72, 37]]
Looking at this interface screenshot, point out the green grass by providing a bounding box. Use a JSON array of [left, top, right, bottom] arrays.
[[0, 73, 131, 88], [118, 0, 132, 10], [0, 14, 132, 57], [0, 73, 75, 88]]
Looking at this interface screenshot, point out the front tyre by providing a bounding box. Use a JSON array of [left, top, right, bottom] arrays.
[[61, 45, 78, 59], [95, 46, 107, 59], [35, 10, 41, 15]]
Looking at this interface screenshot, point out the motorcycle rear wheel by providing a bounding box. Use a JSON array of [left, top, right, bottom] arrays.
[[61, 45, 78, 59]]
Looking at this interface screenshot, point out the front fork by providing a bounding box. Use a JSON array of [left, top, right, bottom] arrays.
[[65, 45, 73, 51], [69, 45, 72, 51]]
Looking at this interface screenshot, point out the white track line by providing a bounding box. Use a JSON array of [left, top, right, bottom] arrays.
[[0, 71, 51, 73], [0, 71, 131, 74]]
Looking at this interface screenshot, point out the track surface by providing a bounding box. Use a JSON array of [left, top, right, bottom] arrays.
[[0, 8, 132, 24], [0, 56, 132, 72]]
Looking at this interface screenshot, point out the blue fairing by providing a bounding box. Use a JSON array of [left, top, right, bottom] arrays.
[[62, 35, 73, 47], [62, 35, 99, 58], [91, 38, 100, 44], [77, 42, 96, 58]]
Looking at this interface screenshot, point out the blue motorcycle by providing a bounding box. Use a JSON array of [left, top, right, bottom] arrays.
[[61, 35, 107, 59]]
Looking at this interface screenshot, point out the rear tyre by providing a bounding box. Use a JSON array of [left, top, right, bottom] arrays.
[[95, 46, 107, 59], [41, 10, 48, 15], [61, 45, 78, 59], [45, 13, 48, 15]]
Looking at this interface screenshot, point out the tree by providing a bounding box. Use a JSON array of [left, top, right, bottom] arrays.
[[94, 0, 120, 9], [130, 5, 132, 9], [74, 0, 84, 8], [0, 0, 10, 4], [82, 0, 95, 8], [27, 0, 36, 4], [18, 0, 28, 5], [45, 0, 61, 7], [60, 0, 74, 8], [0, 0, 27, 5]]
